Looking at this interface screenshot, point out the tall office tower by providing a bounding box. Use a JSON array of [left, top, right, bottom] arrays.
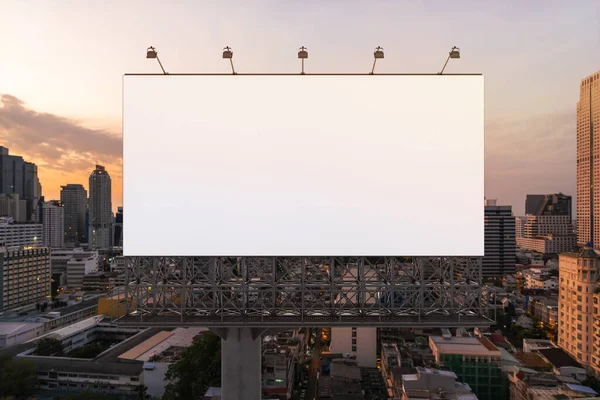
[[526, 193, 572, 221], [483, 199, 516, 277], [88, 165, 112, 249], [41, 200, 64, 248], [61, 184, 88, 247], [113, 206, 123, 247], [0, 193, 27, 222], [0, 147, 42, 221], [558, 247, 599, 368], [577, 70, 600, 247]]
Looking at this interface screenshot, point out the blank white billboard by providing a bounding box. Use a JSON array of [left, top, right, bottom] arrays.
[[123, 74, 484, 256]]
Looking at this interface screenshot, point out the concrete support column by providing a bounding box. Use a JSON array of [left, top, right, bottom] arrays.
[[214, 327, 263, 400]]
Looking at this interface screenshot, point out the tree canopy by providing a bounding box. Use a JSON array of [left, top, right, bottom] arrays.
[[0, 356, 38, 399], [35, 337, 64, 357], [163, 331, 221, 400]]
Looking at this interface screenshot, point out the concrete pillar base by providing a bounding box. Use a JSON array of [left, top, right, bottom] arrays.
[[212, 327, 263, 400]]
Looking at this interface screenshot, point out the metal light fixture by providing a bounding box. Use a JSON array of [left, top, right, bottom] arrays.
[[371, 46, 384, 74], [223, 46, 236, 74], [298, 46, 308, 74], [440, 46, 460, 74], [146, 46, 167, 74]]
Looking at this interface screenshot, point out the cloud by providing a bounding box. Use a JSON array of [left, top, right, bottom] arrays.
[[0, 94, 122, 170], [0, 94, 123, 208], [485, 109, 576, 215]]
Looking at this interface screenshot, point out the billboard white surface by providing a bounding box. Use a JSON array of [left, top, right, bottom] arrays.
[[123, 75, 484, 256]]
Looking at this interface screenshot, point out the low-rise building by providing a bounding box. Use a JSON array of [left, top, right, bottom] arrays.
[[0, 316, 151, 398], [0, 322, 44, 348], [523, 339, 558, 353], [401, 367, 477, 400], [330, 326, 377, 368], [506, 366, 596, 400], [381, 342, 401, 387], [429, 335, 507, 400], [537, 348, 586, 382], [317, 360, 363, 400], [262, 330, 305, 400], [51, 248, 99, 289]]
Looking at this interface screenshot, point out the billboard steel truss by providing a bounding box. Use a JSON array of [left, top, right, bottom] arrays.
[[117, 256, 491, 328]]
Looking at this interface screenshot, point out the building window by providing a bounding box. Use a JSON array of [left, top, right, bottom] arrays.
[[352, 338, 357, 345], [352, 345, 357, 352], [352, 331, 357, 338]]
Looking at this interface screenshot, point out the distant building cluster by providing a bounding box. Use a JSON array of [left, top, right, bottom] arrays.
[[516, 194, 576, 255], [0, 147, 123, 314]]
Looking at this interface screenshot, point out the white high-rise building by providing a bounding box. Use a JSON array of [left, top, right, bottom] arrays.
[[61, 184, 87, 247], [41, 200, 64, 249], [516, 215, 576, 254], [88, 165, 112, 249], [0, 217, 42, 248]]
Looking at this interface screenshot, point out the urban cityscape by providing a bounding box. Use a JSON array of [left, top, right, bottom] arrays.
[[1, 2, 600, 400]]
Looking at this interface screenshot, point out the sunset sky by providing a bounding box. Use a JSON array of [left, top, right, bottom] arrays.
[[0, 0, 599, 215]]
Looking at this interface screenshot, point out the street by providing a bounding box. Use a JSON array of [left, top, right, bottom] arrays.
[[304, 328, 322, 400]]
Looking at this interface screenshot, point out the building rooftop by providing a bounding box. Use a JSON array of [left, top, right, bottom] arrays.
[[117, 327, 207, 362], [118, 330, 174, 360], [538, 348, 582, 369], [565, 384, 598, 395], [0, 295, 101, 323], [21, 354, 144, 376], [430, 335, 501, 356], [0, 322, 43, 336], [33, 315, 104, 341], [404, 367, 458, 381], [330, 360, 362, 381], [500, 348, 520, 366], [513, 351, 552, 369], [391, 366, 417, 379]]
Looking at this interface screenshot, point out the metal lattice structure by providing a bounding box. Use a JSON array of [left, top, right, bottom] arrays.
[[116, 256, 491, 328]]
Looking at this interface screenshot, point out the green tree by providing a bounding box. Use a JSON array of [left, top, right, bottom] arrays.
[[0, 356, 38, 399], [134, 385, 151, 400], [163, 331, 221, 400], [35, 338, 64, 356], [67, 342, 110, 359], [583, 376, 600, 392], [505, 302, 516, 331]]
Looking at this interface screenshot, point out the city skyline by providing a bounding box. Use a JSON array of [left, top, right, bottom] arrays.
[[0, 1, 599, 214]]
